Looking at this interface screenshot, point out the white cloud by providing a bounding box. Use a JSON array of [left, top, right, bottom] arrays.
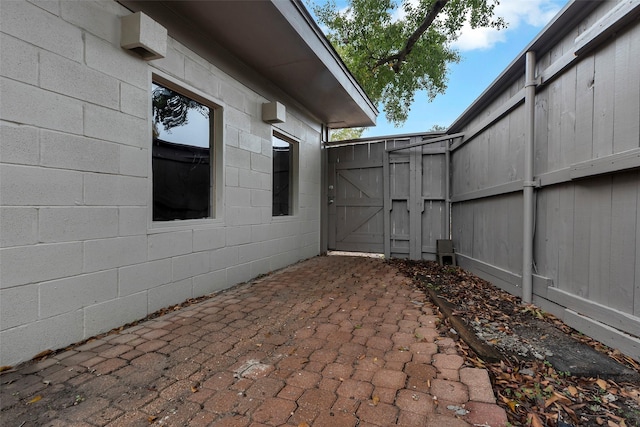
[[451, 0, 563, 51]]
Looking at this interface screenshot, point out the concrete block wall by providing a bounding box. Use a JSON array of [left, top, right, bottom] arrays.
[[0, 0, 323, 366]]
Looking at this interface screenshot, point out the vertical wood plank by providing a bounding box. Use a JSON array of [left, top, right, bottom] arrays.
[[559, 67, 577, 169], [610, 171, 638, 314], [534, 86, 550, 175], [588, 176, 613, 305], [572, 183, 591, 298], [575, 55, 595, 163], [547, 77, 562, 171], [636, 173, 640, 317], [593, 44, 615, 158], [613, 25, 640, 152], [383, 149, 390, 258], [557, 184, 575, 293], [508, 194, 523, 274]]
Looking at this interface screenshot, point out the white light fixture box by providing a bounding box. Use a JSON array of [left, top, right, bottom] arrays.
[[120, 12, 167, 60]]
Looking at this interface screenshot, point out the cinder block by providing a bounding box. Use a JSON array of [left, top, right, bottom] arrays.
[[39, 207, 118, 243], [227, 146, 251, 169], [84, 103, 147, 147], [251, 189, 271, 207], [239, 241, 273, 264], [0, 207, 38, 248], [239, 132, 263, 154], [226, 206, 261, 226], [193, 269, 226, 296], [1, 77, 83, 134], [250, 258, 271, 278], [83, 173, 147, 206], [27, 0, 60, 15], [120, 82, 148, 119], [148, 230, 192, 260], [225, 126, 239, 148], [0, 242, 83, 288], [239, 169, 270, 190], [0, 123, 39, 166], [152, 41, 186, 80], [85, 33, 147, 89], [225, 226, 251, 246], [226, 167, 240, 187], [250, 224, 273, 243], [225, 107, 251, 132], [39, 270, 118, 318], [0, 33, 38, 84], [40, 130, 119, 173], [0, 310, 84, 367], [60, 0, 122, 45], [118, 259, 171, 296], [220, 83, 246, 112], [40, 51, 119, 108], [172, 252, 210, 282], [148, 278, 192, 313], [119, 145, 147, 177], [83, 235, 147, 272], [184, 57, 219, 98], [0, 0, 82, 62], [226, 187, 251, 207], [210, 246, 239, 271], [0, 164, 83, 206], [193, 227, 225, 252], [84, 292, 147, 337], [0, 284, 38, 330], [250, 152, 271, 173], [226, 262, 253, 286], [118, 206, 147, 236]]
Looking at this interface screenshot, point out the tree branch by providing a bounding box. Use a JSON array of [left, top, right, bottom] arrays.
[[374, 0, 449, 72]]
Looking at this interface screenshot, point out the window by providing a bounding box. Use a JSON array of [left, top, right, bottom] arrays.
[[151, 80, 216, 221], [272, 134, 296, 216]]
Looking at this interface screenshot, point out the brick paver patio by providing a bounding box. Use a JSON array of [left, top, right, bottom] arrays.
[[0, 255, 507, 426]]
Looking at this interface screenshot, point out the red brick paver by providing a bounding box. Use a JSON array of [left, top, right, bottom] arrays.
[[0, 255, 507, 426]]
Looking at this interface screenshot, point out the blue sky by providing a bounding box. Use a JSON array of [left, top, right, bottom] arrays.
[[311, 0, 569, 137]]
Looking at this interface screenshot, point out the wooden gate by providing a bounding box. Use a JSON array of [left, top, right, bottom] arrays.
[[327, 135, 449, 260]]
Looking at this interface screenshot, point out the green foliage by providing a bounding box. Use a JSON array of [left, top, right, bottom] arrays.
[[329, 127, 365, 141], [313, 0, 505, 126]]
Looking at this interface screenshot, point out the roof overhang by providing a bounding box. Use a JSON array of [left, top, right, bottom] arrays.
[[118, 0, 377, 128]]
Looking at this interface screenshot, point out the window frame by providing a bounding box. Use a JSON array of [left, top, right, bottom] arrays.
[[149, 73, 224, 227], [271, 131, 299, 218]]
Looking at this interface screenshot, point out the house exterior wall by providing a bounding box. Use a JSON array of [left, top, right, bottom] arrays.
[[0, 0, 323, 365], [450, 1, 640, 360]]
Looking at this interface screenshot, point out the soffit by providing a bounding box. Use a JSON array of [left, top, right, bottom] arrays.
[[119, 0, 377, 128]]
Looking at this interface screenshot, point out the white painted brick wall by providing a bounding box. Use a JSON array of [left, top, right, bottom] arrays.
[[118, 259, 172, 296], [84, 104, 147, 147], [210, 247, 239, 271], [0, 0, 83, 62], [0, 123, 39, 166], [84, 292, 147, 337], [0, 164, 83, 206], [193, 270, 227, 296], [39, 270, 118, 318], [118, 207, 147, 236], [0, 243, 83, 288], [83, 235, 148, 272], [226, 263, 253, 287], [0, 311, 84, 367], [40, 51, 120, 108], [39, 207, 119, 243], [60, 0, 123, 45], [119, 146, 147, 177], [40, 130, 120, 174], [148, 279, 192, 313], [184, 58, 220, 99], [172, 252, 210, 282], [0, 284, 38, 329], [1, 78, 83, 134], [0, 207, 38, 248], [0, 33, 39, 85], [83, 173, 147, 206], [119, 83, 148, 119], [148, 230, 193, 261], [193, 228, 226, 252], [239, 132, 263, 154], [85, 33, 148, 89]]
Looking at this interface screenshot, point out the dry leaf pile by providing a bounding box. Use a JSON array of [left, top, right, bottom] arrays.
[[391, 259, 640, 427]]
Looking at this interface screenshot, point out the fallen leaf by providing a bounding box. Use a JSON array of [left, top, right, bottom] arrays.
[[596, 378, 608, 390], [567, 385, 578, 397], [191, 385, 198, 393], [148, 415, 158, 423], [298, 423, 310, 427], [27, 395, 42, 404], [528, 413, 544, 427], [372, 395, 380, 406]]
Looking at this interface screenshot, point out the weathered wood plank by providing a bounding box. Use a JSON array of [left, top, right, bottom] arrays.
[[587, 176, 613, 305], [571, 184, 591, 298], [613, 24, 640, 153], [557, 184, 575, 294], [593, 44, 616, 158], [609, 171, 638, 314], [574, 55, 595, 163]]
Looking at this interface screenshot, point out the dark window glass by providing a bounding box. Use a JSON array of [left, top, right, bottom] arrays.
[[272, 136, 292, 216], [152, 82, 212, 221]]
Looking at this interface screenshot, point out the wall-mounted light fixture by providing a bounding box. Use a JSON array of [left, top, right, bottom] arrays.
[[120, 12, 167, 60], [262, 101, 286, 124]]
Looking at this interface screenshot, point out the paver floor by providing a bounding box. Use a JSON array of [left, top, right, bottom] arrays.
[[0, 255, 507, 426]]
